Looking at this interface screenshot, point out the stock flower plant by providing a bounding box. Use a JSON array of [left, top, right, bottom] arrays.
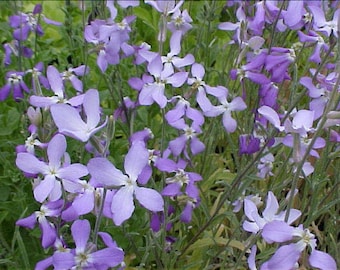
[[1, 1, 339, 269]]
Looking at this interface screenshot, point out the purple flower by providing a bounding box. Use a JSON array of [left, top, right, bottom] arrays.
[[53, 219, 124, 269], [257, 153, 274, 179], [26, 62, 50, 94], [16, 134, 88, 202], [9, 4, 61, 41], [243, 191, 301, 234], [145, 0, 184, 16], [161, 31, 195, 74], [239, 134, 261, 155], [0, 71, 29, 101], [139, 55, 188, 108], [29, 65, 84, 108], [300, 76, 330, 119], [261, 221, 337, 270], [16, 200, 63, 248], [309, 5, 339, 38], [50, 89, 107, 142], [88, 141, 164, 225], [167, 9, 193, 36], [3, 40, 33, 66], [204, 86, 247, 133], [168, 122, 205, 157], [61, 180, 97, 221], [265, 47, 295, 83], [218, 4, 247, 45], [61, 65, 89, 92], [298, 30, 329, 64]]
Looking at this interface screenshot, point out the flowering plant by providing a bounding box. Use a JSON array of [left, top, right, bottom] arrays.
[[0, 1, 338, 269]]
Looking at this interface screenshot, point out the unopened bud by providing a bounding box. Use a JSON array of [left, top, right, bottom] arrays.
[[27, 107, 42, 126]]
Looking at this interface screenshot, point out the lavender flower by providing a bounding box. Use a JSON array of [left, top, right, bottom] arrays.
[[261, 221, 337, 270], [204, 86, 247, 133], [88, 141, 164, 225], [9, 4, 61, 41], [29, 65, 84, 108], [0, 71, 29, 101], [139, 55, 188, 108], [243, 191, 301, 234], [16, 200, 63, 248], [50, 89, 107, 142], [53, 219, 124, 269], [16, 134, 88, 202]]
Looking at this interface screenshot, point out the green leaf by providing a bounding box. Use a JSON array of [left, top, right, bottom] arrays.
[[0, 106, 21, 136]]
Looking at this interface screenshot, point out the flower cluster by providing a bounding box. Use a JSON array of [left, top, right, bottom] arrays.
[[1, 1, 338, 269]]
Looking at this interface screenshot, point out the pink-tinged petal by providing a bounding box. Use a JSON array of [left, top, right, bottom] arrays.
[[50, 104, 88, 142], [222, 111, 237, 133], [262, 191, 279, 220], [34, 175, 56, 203], [262, 221, 294, 244], [58, 164, 88, 180], [53, 251, 75, 269], [162, 183, 181, 196], [309, 250, 337, 270], [258, 105, 284, 131], [260, 244, 301, 270], [83, 89, 100, 128], [124, 142, 149, 180], [47, 134, 66, 168], [47, 66, 64, 97], [40, 219, 57, 248], [111, 186, 135, 225], [91, 247, 124, 268], [88, 158, 127, 187], [72, 191, 94, 215], [16, 213, 37, 229], [16, 153, 48, 174], [191, 63, 205, 79], [72, 219, 90, 252]]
